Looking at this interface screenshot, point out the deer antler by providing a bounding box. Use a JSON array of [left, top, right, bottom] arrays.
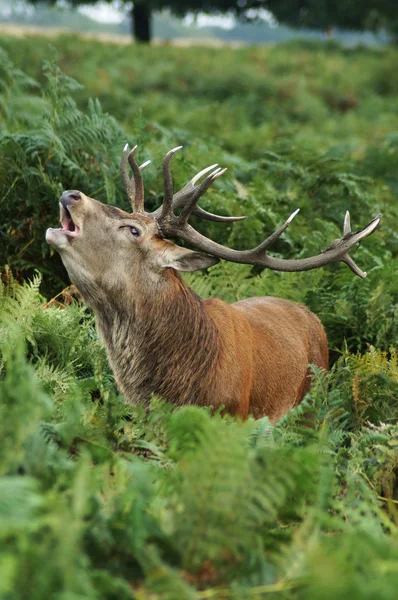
[[122, 144, 245, 222], [163, 210, 380, 277], [121, 145, 381, 277], [121, 144, 151, 213], [151, 147, 381, 278], [148, 146, 246, 223]]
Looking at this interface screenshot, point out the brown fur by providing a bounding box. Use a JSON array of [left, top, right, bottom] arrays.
[[95, 271, 328, 423], [46, 191, 329, 423]]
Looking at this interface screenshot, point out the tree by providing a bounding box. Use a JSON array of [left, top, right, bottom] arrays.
[[263, 0, 398, 40], [29, 1, 269, 44], [27, 0, 151, 42], [29, 0, 398, 43], [140, 0, 398, 41]]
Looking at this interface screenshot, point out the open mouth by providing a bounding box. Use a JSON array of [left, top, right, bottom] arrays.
[[58, 205, 80, 238]]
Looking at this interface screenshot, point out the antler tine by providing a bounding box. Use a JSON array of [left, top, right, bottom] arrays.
[[254, 208, 300, 253], [166, 163, 218, 214], [148, 154, 246, 223], [160, 146, 183, 221], [343, 210, 351, 236], [121, 144, 151, 212], [171, 163, 246, 223], [177, 167, 227, 225], [336, 211, 381, 278], [127, 145, 145, 212], [193, 206, 247, 222], [121, 144, 136, 207], [182, 163, 219, 189], [140, 159, 152, 171]]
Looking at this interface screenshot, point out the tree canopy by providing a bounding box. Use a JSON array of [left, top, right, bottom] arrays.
[[264, 0, 398, 38], [29, 0, 398, 42]]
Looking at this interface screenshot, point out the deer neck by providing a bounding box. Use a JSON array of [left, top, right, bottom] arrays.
[[94, 270, 220, 407]]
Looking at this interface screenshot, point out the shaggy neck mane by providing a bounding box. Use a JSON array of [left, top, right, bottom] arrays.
[[95, 270, 220, 406]]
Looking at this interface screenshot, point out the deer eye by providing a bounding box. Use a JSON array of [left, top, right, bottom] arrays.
[[129, 226, 140, 237]]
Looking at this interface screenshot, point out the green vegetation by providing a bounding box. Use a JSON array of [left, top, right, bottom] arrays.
[[0, 35, 397, 598]]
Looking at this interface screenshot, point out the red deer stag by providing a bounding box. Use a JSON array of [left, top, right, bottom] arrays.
[[46, 145, 380, 422]]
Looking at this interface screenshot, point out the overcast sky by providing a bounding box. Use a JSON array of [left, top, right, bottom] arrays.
[[79, 2, 125, 23]]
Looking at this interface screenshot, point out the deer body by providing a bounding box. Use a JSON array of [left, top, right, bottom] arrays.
[[92, 267, 327, 422], [46, 145, 379, 422]]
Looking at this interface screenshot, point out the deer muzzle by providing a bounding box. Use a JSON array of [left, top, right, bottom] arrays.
[[45, 190, 82, 249]]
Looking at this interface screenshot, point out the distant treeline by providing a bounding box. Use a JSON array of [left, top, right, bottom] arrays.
[[0, 3, 388, 45]]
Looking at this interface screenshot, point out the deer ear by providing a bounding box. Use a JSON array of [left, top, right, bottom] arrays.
[[161, 246, 219, 272]]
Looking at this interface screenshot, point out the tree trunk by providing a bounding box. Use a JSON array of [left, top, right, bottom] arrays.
[[132, 2, 152, 43]]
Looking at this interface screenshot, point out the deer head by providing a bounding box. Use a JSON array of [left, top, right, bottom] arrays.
[[46, 144, 381, 308]]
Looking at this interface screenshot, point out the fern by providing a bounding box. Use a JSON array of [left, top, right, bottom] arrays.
[[0, 38, 397, 599]]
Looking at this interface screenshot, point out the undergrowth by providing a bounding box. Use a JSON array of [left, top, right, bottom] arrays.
[[0, 274, 397, 600], [0, 37, 397, 599]]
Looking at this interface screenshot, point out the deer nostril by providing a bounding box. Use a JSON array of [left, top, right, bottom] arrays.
[[61, 190, 81, 207]]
